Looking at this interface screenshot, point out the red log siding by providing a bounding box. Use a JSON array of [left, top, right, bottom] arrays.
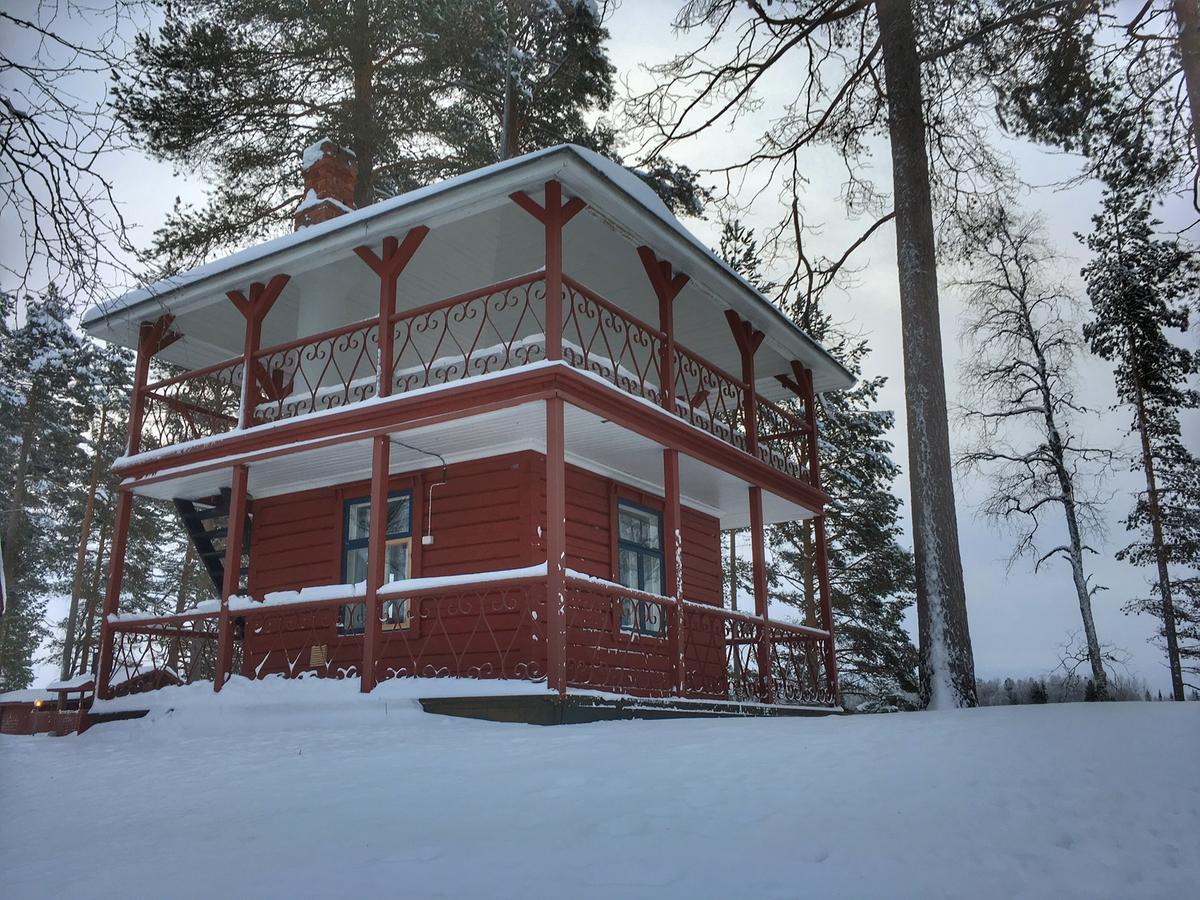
[[242, 449, 724, 692]]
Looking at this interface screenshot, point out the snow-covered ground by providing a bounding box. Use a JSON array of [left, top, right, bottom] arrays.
[[1, 678, 1196, 899]]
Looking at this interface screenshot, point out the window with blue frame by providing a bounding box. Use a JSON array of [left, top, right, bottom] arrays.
[[338, 490, 412, 636], [616, 499, 667, 637]]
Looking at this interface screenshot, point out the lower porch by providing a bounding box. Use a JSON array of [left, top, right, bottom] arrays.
[[105, 566, 838, 710]]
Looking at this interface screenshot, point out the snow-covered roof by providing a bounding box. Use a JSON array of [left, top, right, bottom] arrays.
[[83, 144, 854, 392]]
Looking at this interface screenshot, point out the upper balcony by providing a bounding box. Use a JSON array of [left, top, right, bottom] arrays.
[[83, 145, 852, 498]]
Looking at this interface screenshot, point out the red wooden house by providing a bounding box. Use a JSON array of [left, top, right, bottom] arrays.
[[82, 142, 852, 713]]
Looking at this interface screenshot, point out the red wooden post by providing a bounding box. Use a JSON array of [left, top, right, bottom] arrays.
[[214, 463, 249, 692], [637, 246, 689, 412], [747, 485, 773, 703], [227, 274, 289, 429], [127, 315, 180, 455], [361, 434, 391, 692], [726, 311, 772, 701], [545, 396, 567, 697], [511, 181, 585, 363], [95, 488, 133, 700], [355, 226, 429, 398], [662, 448, 685, 694]]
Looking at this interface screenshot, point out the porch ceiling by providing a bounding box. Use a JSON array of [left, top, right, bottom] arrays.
[[131, 401, 813, 530], [82, 146, 853, 398]]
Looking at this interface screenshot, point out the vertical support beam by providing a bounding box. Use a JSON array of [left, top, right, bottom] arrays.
[[544, 181, 564, 361], [545, 396, 567, 697], [355, 226, 430, 399], [663, 448, 685, 694], [727, 310, 771, 701], [95, 488, 133, 699], [511, 181, 585, 364], [748, 485, 773, 703], [227, 274, 290, 429], [638, 246, 689, 412], [361, 435, 391, 693], [127, 315, 180, 455], [214, 463, 249, 693]]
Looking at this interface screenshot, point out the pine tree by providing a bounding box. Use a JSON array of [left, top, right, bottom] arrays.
[[1081, 176, 1199, 701], [114, 0, 703, 268]]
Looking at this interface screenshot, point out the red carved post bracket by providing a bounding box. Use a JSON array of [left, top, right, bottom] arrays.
[[227, 274, 290, 428], [511, 181, 586, 361], [355, 225, 430, 399], [637, 246, 689, 412]]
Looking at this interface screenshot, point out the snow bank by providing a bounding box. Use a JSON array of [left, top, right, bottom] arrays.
[[2, 683, 1196, 899]]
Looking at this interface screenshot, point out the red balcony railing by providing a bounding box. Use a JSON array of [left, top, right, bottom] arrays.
[[133, 273, 813, 487], [104, 572, 835, 707]]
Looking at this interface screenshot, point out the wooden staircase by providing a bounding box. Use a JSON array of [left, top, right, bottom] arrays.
[[174, 489, 253, 595]]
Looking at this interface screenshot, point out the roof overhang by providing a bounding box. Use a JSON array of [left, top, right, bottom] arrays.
[[83, 145, 854, 393]]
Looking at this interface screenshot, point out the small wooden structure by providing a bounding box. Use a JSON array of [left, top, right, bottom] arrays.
[[81, 143, 852, 712], [0, 677, 95, 736]]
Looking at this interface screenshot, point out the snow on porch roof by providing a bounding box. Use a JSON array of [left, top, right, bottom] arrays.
[[83, 144, 854, 392]]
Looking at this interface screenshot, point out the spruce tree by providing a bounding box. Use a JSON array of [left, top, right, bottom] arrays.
[[0, 289, 92, 688], [1081, 176, 1200, 701]]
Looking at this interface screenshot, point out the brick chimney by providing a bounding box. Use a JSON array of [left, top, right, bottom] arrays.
[[294, 138, 358, 229]]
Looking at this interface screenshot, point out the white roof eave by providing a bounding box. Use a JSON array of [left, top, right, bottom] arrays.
[[84, 145, 854, 393]]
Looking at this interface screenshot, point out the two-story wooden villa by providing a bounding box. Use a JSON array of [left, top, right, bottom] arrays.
[[82, 142, 852, 714]]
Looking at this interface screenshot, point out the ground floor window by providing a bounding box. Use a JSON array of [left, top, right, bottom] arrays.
[[616, 499, 667, 637], [339, 491, 412, 636]]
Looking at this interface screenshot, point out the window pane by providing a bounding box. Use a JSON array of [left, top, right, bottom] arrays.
[[619, 548, 640, 591], [345, 546, 369, 584], [641, 553, 663, 595], [620, 597, 636, 630], [346, 499, 371, 542], [386, 495, 412, 537], [347, 494, 411, 544], [385, 541, 409, 582], [381, 598, 409, 630], [618, 503, 660, 550]]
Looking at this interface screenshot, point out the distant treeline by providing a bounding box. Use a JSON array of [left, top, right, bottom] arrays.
[[976, 675, 1198, 705]]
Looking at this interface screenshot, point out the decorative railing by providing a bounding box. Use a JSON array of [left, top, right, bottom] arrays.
[[253, 318, 380, 423], [391, 273, 547, 392], [139, 358, 243, 452], [756, 397, 809, 482], [562, 275, 664, 405], [107, 613, 225, 694], [104, 575, 835, 707], [132, 273, 814, 488], [673, 345, 748, 452]]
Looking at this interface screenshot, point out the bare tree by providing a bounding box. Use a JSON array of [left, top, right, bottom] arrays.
[[1, 1, 148, 305], [955, 208, 1114, 697]]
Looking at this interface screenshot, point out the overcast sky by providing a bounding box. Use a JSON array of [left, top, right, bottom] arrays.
[[5, 0, 1197, 693]]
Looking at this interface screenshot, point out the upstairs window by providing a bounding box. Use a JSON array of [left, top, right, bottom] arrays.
[[339, 491, 412, 636], [616, 500, 666, 637]]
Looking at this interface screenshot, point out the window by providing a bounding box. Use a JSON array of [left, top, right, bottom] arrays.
[[339, 491, 412, 636], [616, 500, 667, 637]]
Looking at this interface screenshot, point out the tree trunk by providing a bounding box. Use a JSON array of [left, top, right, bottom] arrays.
[[1131, 359, 1186, 700], [61, 409, 106, 680], [75, 521, 108, 675], [350, 0, 376, 207], [1173, 0, 1200, 174], [166, 540, 195, 675], [875, 0, 976, 708], [0, 390, 38, 682]]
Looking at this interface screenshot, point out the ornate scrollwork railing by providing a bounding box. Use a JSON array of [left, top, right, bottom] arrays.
[[140, 358, 243, 452], [391, 273, 548, 392]]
